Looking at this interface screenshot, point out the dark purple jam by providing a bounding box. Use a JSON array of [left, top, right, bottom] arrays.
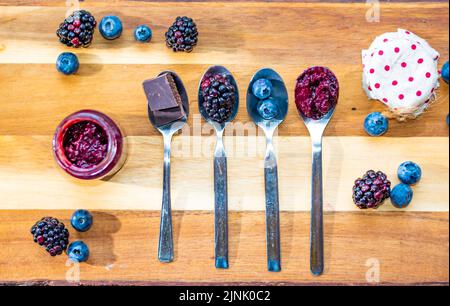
[[295, 66, 339, 120], [63, 121, 108, 168]]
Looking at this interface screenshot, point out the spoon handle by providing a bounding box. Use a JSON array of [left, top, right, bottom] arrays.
[[214, 133, 229, 269], [310, 138, 324, 275], [264, 138, 281, 272], [158, 133, 174, 263]]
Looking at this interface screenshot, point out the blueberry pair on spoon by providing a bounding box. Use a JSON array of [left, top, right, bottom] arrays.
[[247, 68, 288, 272]]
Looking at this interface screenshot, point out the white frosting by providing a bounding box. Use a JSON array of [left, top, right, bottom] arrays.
[[362, 29, 440, 120]]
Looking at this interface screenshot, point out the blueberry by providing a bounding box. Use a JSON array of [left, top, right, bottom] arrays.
[[257, 98, 279, 120], [441, 61, 449, 84], [67, 241, 89, 262], [134, 25, 152, 43], [71, 209, 93, 232], [390, 184, 413, 208], [252, 79, 273, 100], [364, 112, 389, 136], [398, 161, 422, 185], [56, 52, 79, 75], [99, 15, 123, 40]]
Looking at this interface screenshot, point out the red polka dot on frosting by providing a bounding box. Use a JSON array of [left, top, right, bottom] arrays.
[[392, 80, 398, 86], [401, 62, 407, 68], [405, 31, 411, 34], [370, 68, 375, 74], [375, 83, 381, 89], [394, 47, 400, 53], [416, 91, 422, 96], [383, 38, 388, 42], [383, 98, 388, 103], [426, 72, 431, 78], [378, 50, 384, 56], [408, 77, 414, 82], [418, 58, 424, 64], [411, 44, 417, 50], [399, 94, 405, 100], [384, 65, 390, 71]]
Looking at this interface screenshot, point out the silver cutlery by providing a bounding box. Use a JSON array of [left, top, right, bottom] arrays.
[[198, 66, 239, 269], [146, 71, 189, 263], [247, 68, 288, 272]]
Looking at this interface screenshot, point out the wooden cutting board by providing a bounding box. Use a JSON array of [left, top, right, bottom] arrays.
[[0, 0, 448, 285]]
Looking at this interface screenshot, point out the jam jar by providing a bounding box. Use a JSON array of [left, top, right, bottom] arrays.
[[53, 110, 126, 180]]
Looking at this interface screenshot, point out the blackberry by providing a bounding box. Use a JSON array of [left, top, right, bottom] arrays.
[[352, 170, 391, 209], [30, 217, 70, 256], [56, 10, 97, 48], [201, 73, 236, 123], [165, 16, 198, 52]]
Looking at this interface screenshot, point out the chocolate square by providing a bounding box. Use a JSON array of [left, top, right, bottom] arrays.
[[143, 73, 186, 127]]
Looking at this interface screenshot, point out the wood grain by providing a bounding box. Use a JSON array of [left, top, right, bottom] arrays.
[[1, 0, 448, 6], [1, 4, 448, 65], [0, 64, 449, 137], [0, 210, 447, 285], [0, 135, 448, 212], [0, 1, 448, 285]]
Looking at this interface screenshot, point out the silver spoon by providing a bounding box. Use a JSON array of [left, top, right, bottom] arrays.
[[296, 71, 338, 276], [247, 68, 288, 272], [198, 66, 239, 269], [145, 71, 189, 263]]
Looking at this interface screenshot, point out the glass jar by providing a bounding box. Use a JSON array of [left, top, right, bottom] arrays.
[[52, 110, 126, 180]]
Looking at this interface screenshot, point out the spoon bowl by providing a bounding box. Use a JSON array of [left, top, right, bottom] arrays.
[[198, 65, 239, 132], [246, 68, 288, 272], [247, 68, 288, 132], [198, 65, 239, 269], [148, 71, 190, 134]]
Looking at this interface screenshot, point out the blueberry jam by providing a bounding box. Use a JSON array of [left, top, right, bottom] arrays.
[[63, 121, 108, 168], [295, 67, 339, 120]]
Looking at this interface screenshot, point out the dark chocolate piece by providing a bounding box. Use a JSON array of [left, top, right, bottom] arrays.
[[143, 74, 180, 111], [143, 73, 186, 127]]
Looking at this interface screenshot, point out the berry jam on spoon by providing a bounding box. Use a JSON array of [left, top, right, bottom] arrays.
[[199, 66, 239, 269], [247, 68, 288, 272], [295, 66, 339, 276]]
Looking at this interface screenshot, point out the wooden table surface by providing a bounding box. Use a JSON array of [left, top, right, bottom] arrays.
[[0, 0, 448, 286]]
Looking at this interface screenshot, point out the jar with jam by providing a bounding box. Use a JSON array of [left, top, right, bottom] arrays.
[[53, 110, 126, 180]]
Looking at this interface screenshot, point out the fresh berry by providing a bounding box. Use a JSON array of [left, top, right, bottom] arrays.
[[352, 170, 391, 209], [99, 15, 122, 40], [390, 184, 413, 208], [67, 241, 89, 262], [257, 98, 279, 120], [441, 61, 449, 84], [71, 209, 93, 232], [398, 161, 422, 185], [364, 112, 389, 136], [63, 121, 108, 168], [56, 52, 79, 75], [30, 217, 69, 256], [295, 66, 339, 120], [201, 73, 236, 123], [165, 16, 198, 52], [56, 10, 97, 48], [134, 25, 152, 43], [252, 79, 273, 100]]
